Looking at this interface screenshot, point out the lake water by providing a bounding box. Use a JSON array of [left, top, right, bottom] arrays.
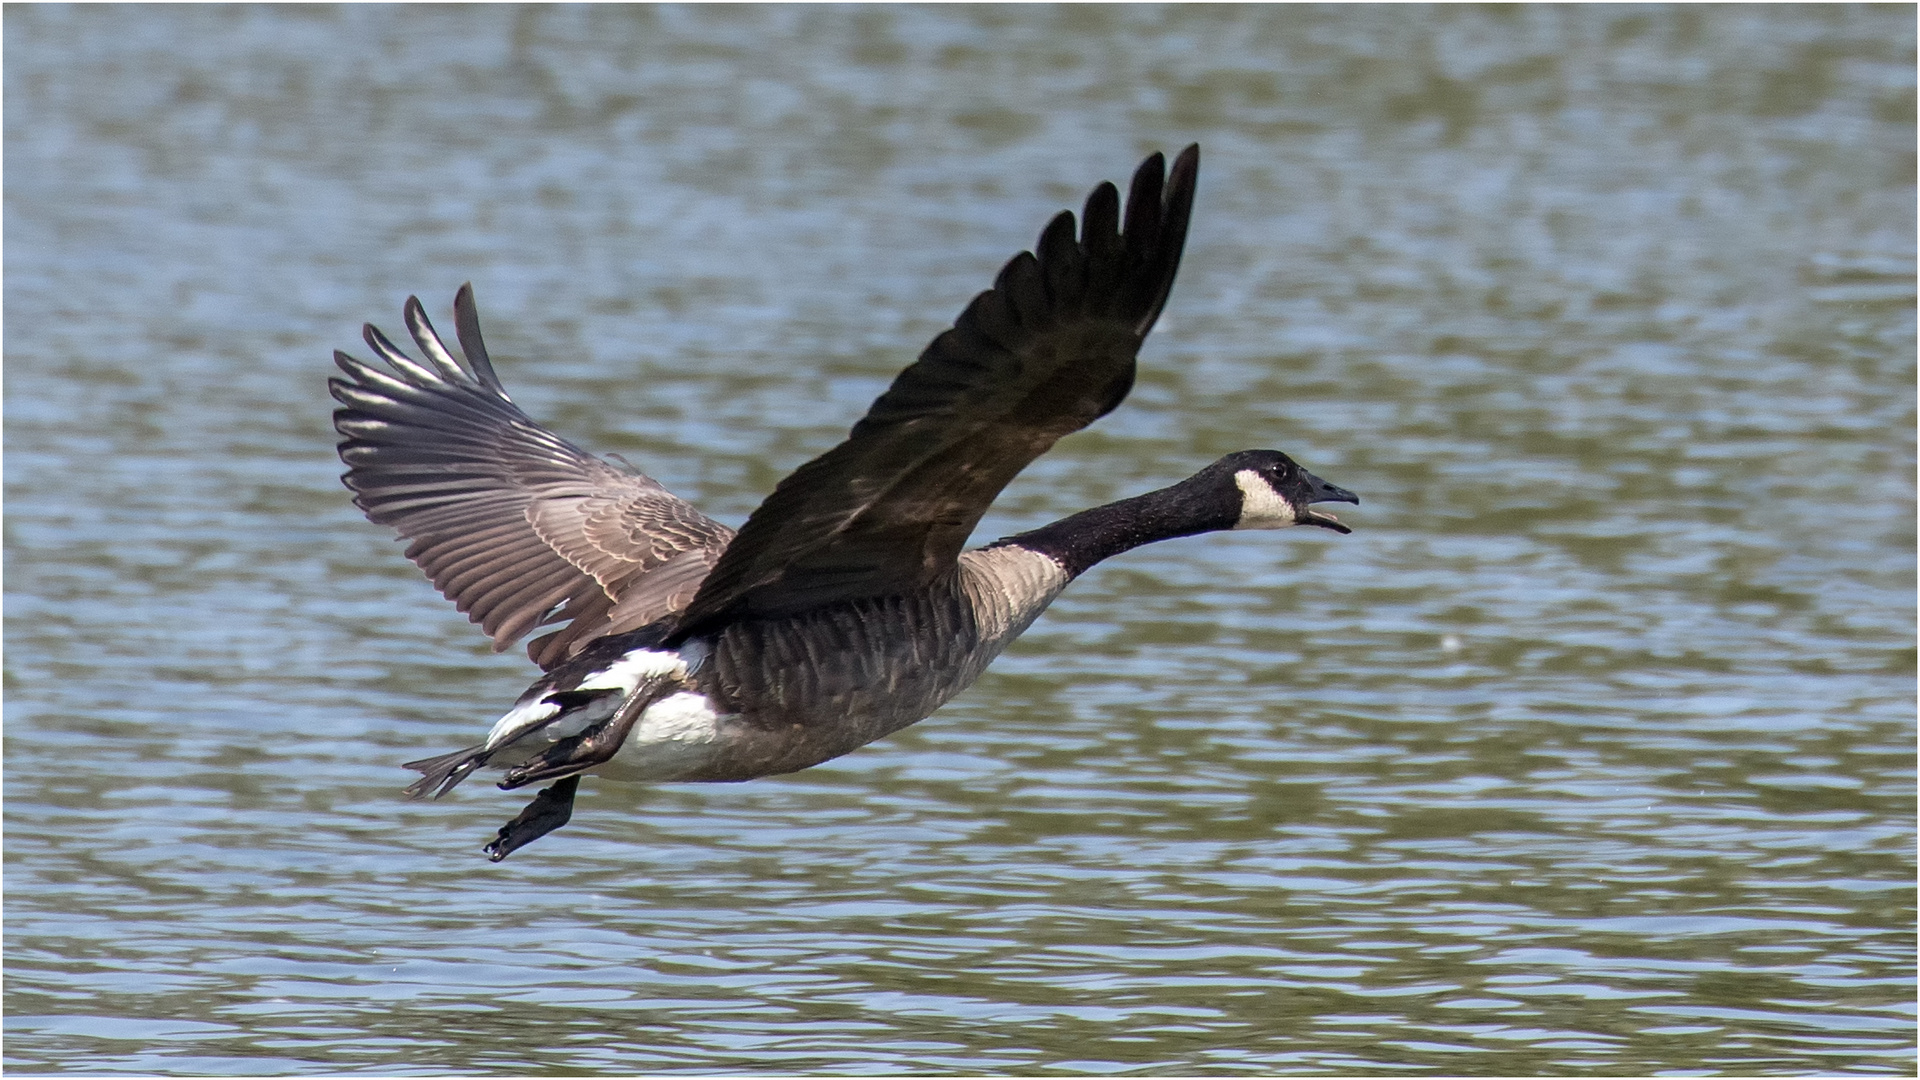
[[5, 5, 1913, 1074]]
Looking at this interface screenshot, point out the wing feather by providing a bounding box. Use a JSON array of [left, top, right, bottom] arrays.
[[331, 284, 734, 668], [401, 297, 469, 382], [451, 286, 507, 395], [674, 146, 1199, 638]]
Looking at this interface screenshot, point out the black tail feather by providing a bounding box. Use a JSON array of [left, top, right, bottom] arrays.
[[401, 744, 493, 800]]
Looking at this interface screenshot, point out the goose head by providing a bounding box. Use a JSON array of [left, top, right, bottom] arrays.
[[1207, 449, 1359, 534]]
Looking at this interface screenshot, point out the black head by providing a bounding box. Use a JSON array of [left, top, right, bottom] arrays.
[[1204, 449, 1360, 534], [989, 448, 1359, 580]]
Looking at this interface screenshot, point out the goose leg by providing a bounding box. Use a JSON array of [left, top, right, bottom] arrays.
[[497, 683, 661, 790], [484, 775, 579, 862]]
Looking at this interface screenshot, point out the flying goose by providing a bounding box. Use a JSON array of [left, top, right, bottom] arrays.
[[331, 145, 1358, 860]]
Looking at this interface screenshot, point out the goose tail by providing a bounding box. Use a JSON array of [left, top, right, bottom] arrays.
[[401, 745, 494, 800]]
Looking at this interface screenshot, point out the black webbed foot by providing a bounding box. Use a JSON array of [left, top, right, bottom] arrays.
[[484, 775, 580, 862]]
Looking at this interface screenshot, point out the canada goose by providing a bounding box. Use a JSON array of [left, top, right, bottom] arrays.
[[331, 145, 1358, 860]]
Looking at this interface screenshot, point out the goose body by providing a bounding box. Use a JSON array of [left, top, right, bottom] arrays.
[[331, 146, 1359, 859]]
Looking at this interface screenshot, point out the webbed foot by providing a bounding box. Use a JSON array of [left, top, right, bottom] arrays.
[[484, 775, 579, 862]]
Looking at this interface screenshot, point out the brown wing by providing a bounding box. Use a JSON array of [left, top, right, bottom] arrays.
[[674, 145, 1199, 640], [330, 284, 733, 670]]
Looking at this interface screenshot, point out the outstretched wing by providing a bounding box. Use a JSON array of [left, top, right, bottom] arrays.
[[330, 285, 733, 670], [675, 145, 1199, 639]]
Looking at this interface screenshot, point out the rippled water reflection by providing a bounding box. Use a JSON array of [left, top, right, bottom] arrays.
[[6, 5, 1913, 1074]]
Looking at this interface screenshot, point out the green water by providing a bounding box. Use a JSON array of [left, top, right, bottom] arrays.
[[6, 5, 1913, 1074]]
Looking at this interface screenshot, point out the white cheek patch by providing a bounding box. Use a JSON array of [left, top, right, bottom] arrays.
[[1232, 469, 1297, 530]]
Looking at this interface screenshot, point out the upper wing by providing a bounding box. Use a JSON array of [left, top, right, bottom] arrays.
[[330, 285, 733, 670], [674, 145, 1199, 640]]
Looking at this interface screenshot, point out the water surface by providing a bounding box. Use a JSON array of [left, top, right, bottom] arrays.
[[6, 6, 1914, 1074]]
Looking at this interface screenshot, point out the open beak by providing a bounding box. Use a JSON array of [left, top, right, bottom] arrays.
[[1299, 470, 1359, 534]]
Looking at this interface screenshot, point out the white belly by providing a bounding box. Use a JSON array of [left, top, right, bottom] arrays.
[[592, 690, 731, 783]]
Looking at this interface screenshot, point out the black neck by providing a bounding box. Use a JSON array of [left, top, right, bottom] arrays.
[[989, 480, 1238, 580]]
